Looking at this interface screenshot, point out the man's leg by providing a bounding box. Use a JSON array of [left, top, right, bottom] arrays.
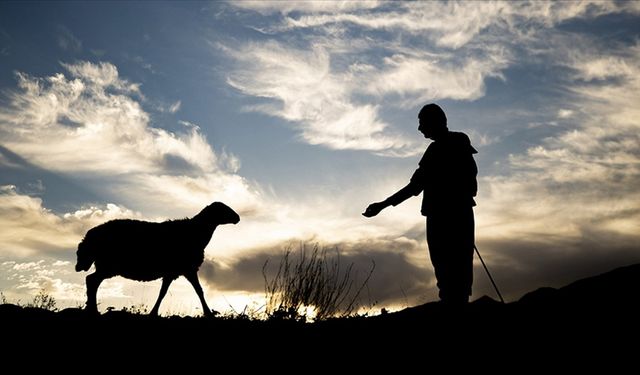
[[427, 207, 475, 304]]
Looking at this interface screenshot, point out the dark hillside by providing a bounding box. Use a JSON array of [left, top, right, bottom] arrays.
[[2, 263, 638, 361]]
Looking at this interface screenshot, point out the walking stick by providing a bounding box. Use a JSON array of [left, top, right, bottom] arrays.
[[474, 244, 505, 303]]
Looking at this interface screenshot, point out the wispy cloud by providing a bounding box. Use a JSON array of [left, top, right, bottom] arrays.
[[56, 25, 82, 52], [168, 100, 181, 113], [218, 36, 507, 155], [222, 1, 632, 155], [474, 39, 640, 297], [0, 61, 259, 216], [221, 42, 417, 155], [0, 185, 138, 258], [362, 47, 509, 105], [230, 1, 382, 16], [0, 61, 218, 175], [221, 1, 640, 154], [271, 1, 633, 48], [156, 100, 181, 113]]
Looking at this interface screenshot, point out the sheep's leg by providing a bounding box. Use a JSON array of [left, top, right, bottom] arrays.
[[185, 271, 212, 317], [85, 272, 105, 313], [150, 277, 173, 316]]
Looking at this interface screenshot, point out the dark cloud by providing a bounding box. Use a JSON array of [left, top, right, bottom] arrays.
[[201, 238, 435, 308], [475, 228, 640, 301], [201, 225, 640, 309]]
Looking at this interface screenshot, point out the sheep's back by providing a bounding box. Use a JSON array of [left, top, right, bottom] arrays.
[[87, 219, 210, 281]]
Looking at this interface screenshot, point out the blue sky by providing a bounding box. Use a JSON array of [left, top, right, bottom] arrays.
[[1, 1, 639, 315]]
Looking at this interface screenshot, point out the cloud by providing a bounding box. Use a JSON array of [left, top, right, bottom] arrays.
[[56, 25, 82, 52], [510, 41, 640, 191], [0, 185, 139, 259], [0, 150, 22, 169], [202, 227, 639, 307], [0, 186, 165, 309], [271, 1, 634, 48], [0, 61, 260, 217], [200, 238, 433, 309], [362, 47, 509, 105], [0, 258, 128, 305], [221, 42, 417, 155], [472, 39, 640, 299], [277, 2, 507, 49], [168, 100, 181, 113], [557, 109, 574, 119], [221, 2, 634, 154], [230, 1, 382, 16], [219, 38, 507, 155], [0, 61, 212, 174], [475, 229, 640, 301], [131, 55, 157, 74]]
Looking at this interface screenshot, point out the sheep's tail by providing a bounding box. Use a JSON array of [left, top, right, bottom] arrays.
[[75, 238, 95, 272]]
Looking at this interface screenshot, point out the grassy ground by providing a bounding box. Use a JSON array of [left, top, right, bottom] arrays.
[[2, 264, 638, 364]]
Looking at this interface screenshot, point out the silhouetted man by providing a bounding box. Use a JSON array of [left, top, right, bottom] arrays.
[[363, 103, 478, 305]]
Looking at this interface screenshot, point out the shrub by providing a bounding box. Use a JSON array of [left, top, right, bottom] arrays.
[[263, 243, 375, 321], [27, 289, 57, 311]]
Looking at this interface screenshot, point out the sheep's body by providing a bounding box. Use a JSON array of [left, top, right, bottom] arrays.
[[78, 219, 213, 281], [75, 202, 240, 316]]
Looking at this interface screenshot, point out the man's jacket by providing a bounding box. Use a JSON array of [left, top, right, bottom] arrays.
[[387, 131, 478, 216]]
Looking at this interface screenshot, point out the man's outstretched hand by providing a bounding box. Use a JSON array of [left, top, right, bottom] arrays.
[[363, 202, 386, 217]]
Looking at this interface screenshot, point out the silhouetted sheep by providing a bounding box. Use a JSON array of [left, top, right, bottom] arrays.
[[75, 202, 240, 316]]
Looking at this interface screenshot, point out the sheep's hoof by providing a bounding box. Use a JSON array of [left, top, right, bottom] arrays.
[[202, 309, 219, 318]]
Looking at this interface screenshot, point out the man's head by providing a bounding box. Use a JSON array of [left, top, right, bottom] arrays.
[[418, 103, 448, 140]]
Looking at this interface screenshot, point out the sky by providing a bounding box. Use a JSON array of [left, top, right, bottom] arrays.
[[1, 1, 639, 316]]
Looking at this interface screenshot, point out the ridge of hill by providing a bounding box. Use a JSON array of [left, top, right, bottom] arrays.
[[1, 263, 638, 358]]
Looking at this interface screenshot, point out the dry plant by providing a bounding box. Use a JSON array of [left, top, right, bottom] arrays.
[[26, 289, 57, 311], [263, 243, 375, 321]]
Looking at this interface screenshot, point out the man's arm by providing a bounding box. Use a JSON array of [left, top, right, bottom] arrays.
[[363, 168, 424, 217]]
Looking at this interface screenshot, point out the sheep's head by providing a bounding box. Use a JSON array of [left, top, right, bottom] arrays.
[[196, 202, 240, 225], [75, 244, 93, 272]]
